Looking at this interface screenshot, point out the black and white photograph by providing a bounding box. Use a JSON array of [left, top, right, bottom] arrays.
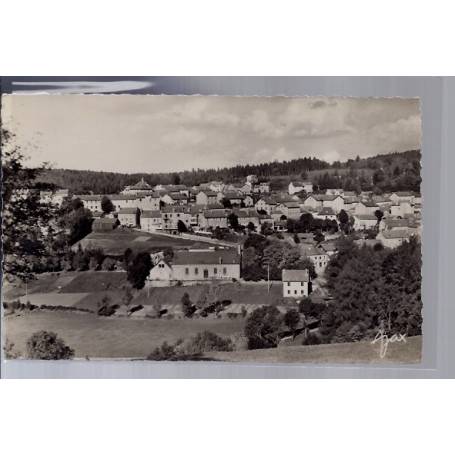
[[1, 92, 423, 363]]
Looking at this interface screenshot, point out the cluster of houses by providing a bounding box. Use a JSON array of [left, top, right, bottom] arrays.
[[44, 174, 421, 250]]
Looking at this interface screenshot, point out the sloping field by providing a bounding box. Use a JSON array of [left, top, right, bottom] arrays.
[[4, 311, 245, 358], [2, 273, 79, 300], [206, 336, 422, 364], [60, 271, 128, 293], [133, 281, 283, 308], [76, 230, 212, 255]]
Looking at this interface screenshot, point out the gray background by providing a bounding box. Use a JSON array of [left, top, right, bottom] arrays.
[[1, 76, 453, 378]]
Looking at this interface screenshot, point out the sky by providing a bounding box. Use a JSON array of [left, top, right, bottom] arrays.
[[2, 95, 421, 174]]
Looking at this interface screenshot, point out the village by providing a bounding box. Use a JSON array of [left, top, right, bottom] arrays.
[[38, 173, 422, 307]]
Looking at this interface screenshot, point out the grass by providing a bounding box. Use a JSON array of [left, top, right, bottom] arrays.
[[206, 336, 422, 364], [60, 271, 128, 293], [4, 310, 245, 359], [77, 229, 213, 255], [3, 310, 421, 363]]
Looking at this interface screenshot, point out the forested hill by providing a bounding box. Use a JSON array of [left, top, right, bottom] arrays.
[[36, 150, 421, 194]]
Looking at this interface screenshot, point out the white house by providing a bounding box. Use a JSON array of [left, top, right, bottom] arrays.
[[282, 269, 311, 298], [235, 208, 260, 228], [76, 195, 102, 212], [299, 244, 329, 274], [354, 200, 380, 216], [389, 191, 415, 205], [196, 190, 218, 206], [161, 206, 192, 232], [118, 208, 138, 227], [278, 202, 301, 219], [353, 214, 378, 230], [255, 197, 276, 215], [302, 195, 323, 210], [322, 195, 345, 213], [376, 229, 412, 248], [198, 209, 230, 229], [390, 201, 413, 218], [136, 193, 161, 211], [141, 210, 162, 232], [289, 181, 313, 195]]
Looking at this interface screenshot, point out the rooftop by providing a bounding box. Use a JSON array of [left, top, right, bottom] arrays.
[[282, 269, 310, 282], [172, 249, 240, 265], [118, 208, 138, 214], [381, 229, 412, 239], [130, 178, 152, 190]]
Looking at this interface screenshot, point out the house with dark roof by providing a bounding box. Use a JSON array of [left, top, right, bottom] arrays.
[[118, 208, 139, 227], [282, 269, 311, 298], [147, 248, 240, 285]]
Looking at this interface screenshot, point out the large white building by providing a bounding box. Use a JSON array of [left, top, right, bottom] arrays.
[[147, 248, 241, 286]]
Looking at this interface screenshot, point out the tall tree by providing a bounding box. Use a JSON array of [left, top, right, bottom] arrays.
[[101, 195, 115, 214], [1, 128, 59, 282], [126, 252, 153, 289]]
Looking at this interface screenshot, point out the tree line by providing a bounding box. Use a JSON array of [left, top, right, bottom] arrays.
[[35, 150, 420, 195]]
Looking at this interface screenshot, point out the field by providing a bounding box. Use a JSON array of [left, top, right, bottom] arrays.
[[3, 311, 245, 359], [3, 271, 285, 314], [75, 229, 214, 255], [206, 336, 422, 364], [3, 310, 421, 363]]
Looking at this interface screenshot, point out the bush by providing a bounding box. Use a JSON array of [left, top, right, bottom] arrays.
[[284, 309, 301, 331], [185, 331, 233, 354], [26, 331, 75, 360], [181, 292, 195, 318], [244, 306, 283, 349], [241, 305, 247, 318]]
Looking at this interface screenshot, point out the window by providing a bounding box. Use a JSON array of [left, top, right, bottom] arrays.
[[287, 282, 290, 286], [294, 290, 297, 295], [223, 267, 227, 275], [301, 290, 304, 294], [194, 267, 198, 275], [288, 290, 291, 295], [185, 267, 189, 275], [214, 267, 217, 274]]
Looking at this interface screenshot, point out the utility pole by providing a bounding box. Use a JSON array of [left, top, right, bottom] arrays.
[[267, 264, 270, 293]]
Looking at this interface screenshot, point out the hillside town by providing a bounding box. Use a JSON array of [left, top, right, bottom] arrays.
[[39, 172, 422, 299]]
